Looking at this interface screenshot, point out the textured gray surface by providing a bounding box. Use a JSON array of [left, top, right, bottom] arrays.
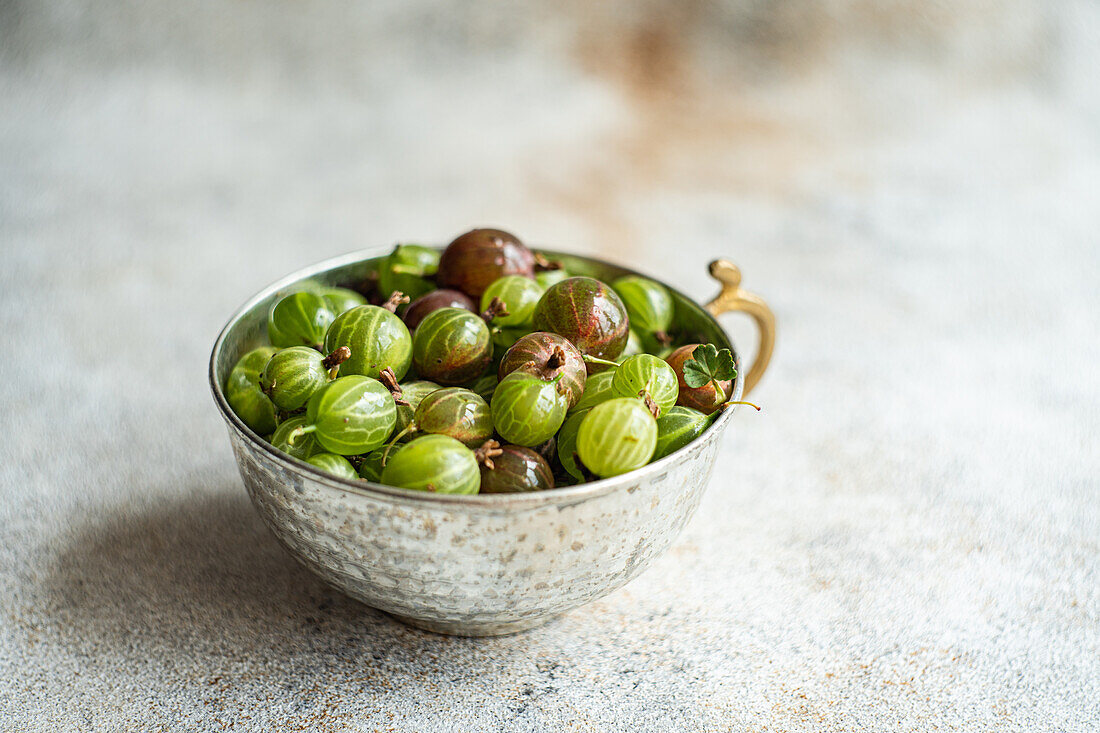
[[1, 1, 1098, 730]]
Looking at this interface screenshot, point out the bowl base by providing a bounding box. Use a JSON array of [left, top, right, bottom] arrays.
[[384, 611, 561, 637]]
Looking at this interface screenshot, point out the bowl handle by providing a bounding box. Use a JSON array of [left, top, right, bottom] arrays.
[[704, 260, 775, 396]]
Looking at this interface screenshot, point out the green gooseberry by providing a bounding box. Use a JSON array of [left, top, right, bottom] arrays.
[[535, 268, 570, 289], [381, 435, 481, 494], [576, 398, 658, 478], [412, 307, 492, 385], [393, 380, 442, 442], [225, 347, 279, 434], [268, 291, 335, 349], [270, 415, 322, 460], [305, 453, 359, 480], [357, 450, 388, 482], [410, 387, 493, 447], [377, 244, 440, 302], [259, 346, 350, 411], [480, 275, 543, 328], [292, 375, 397, 455], [569, 368, 617, 414], [318, 286, 367, 315], [491, 371, 568, 447], [612, 275, 674, 336], [652, 405, 713, 461], [324, 304, 413, 380], [620, 329, 645, 359], [611, 354, 679, 416], [556, 408, 589, 483]]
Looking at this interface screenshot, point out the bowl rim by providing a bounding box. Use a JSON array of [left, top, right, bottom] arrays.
[[209, 245, 745, 507]]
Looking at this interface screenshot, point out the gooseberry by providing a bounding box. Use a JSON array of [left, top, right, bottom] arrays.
[[497, 332, 586, 410], [324, 304, 413, 380], [611, 354, 679, 416], [532, 276, 629, 360], [268, 291, 335, 349], [569, 368, 616, 413], [480, 275, 543, 328], [436, 228, 536, 297], [392, 380, 442, 441], [490, 371, 567, 447], [400, 387, 493, 447], [403, 289, 476, 330], [576, 398, 657, 478], [652, 405, 711, 461], [356, 449, 388, 482], [377, 244, 440, 302], [411, 307, 492, 385], [380, 434, 482, 494], [292, 375, 397, 455], [318, 286, 368, 315], [612, 275, 674, 338], [259, 346, 350, 411], [666, 343, 730, 415], [555, 409, 589, 483], [225, 346, 279, 434], [305, 453, 359, 480], [479, 445, 554, 493]]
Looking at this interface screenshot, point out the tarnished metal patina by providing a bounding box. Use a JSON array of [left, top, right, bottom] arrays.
[[210, 248, 774, 635]]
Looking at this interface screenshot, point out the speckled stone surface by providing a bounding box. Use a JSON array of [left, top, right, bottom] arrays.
[[1, 1, 1098, 730]]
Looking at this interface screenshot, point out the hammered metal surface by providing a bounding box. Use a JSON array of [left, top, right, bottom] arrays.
[[211, 248, 744, 635]]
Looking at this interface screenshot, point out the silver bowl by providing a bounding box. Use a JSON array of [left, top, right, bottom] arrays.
[[209, 247, 775, 636]]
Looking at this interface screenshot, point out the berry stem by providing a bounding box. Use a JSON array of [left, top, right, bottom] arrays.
[[710, 378, 727, 402], [481, 296, 510, 323], [382, 291, 410, 313], [382, 423, 417, 463], [322, 346, 351, 377], [474, 439, 503, 469], [287, 424, 316, 446], [582, 355, 619, 369]]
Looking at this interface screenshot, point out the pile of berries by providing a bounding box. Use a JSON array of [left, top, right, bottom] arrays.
[[225, 228, 753, 494]]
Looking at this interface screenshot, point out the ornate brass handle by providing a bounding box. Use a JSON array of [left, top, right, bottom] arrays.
[[704, 259, 775, 396]]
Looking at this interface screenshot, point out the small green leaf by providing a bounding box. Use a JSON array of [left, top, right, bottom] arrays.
[[682, 344, 736, 388]]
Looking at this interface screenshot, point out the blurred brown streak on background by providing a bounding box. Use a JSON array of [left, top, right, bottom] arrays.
[[531, 0, 1051, 259]]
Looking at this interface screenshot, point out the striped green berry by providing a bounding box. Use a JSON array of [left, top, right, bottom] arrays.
[[577, 398, 657, 478], [393, 380, 442, 441], [226, 346, 279, 434], [268, 291, 335, 349], [612, 354, 679, 416], [556, 408, 589, 483], [414, 387, 493, 447], [305, 453, 359, 480], [318, 286, 367, 315], [569, 368, 617, 414], [297, 375, 397, 455], [412, 307, 492, 385], [490, 371, 567, 447], [357, 449, 388, 482], [324, 305, 412, 380], [377, 244, 440, 302], [612, 276, 674, 336], [652, 405, 710, 461], [259, 346, 330, 411], [480, 275, 543, 328], [381, 435, 480, 494]]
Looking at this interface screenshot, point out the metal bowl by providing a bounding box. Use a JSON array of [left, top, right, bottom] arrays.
[[209, 247, 775, 636]]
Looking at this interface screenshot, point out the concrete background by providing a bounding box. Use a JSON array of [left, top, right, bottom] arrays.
[[1, 1, 1097, 730]]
